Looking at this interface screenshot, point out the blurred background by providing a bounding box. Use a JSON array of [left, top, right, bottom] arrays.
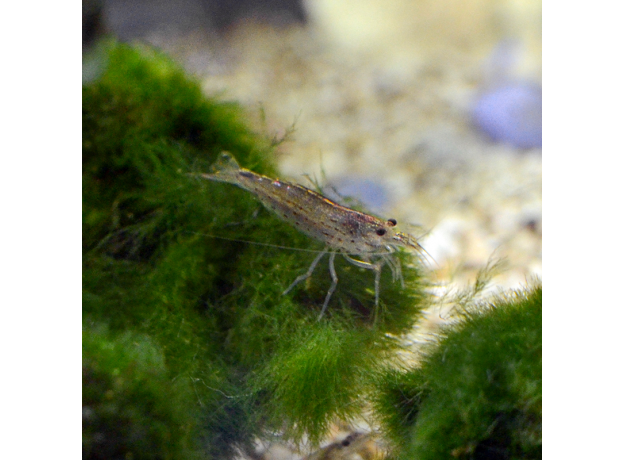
[[83, 0, 541, 304]]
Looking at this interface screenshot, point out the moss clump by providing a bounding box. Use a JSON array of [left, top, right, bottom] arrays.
[[375, 285, 542, 460], [82, 41, 271, 256], [83, 42, 429, 457], [82, 324, 200, 459]]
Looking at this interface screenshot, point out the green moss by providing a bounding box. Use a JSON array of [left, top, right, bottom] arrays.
[[83, 41, 430, 457], [82, 324, 200, 459], [375, 285, 542, 460], [82, 41, 272, 257]]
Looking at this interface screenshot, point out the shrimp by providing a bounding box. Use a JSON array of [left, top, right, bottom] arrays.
[[194, 152, 425, 319]]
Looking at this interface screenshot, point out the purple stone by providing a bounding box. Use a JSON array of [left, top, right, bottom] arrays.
[[472, 82, 542, 149], [325, 177, 389, 214]]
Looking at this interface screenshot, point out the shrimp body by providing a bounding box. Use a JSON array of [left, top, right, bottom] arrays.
[[196, 152, 423, 318]]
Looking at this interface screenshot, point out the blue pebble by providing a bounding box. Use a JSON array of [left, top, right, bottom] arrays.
[[472, 82, 542, 149], [325, 177, 389, 213]]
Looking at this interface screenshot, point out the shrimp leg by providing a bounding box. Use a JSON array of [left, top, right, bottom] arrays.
[[283, 248, 328, 296], [318, 252, 338, 320], [283, 248, 339, 320], [342, 254, 384, 307]]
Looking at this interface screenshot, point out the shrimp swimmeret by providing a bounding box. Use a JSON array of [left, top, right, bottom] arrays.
[[194, 152, 425, 319]]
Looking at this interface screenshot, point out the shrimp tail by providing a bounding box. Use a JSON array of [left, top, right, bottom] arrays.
[[195, 152, 243, 185], [211, 152, 242, 174]]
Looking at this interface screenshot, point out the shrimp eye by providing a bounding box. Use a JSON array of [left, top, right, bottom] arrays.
[[387, 218, 397, 226], [376, 228, 387, 236]]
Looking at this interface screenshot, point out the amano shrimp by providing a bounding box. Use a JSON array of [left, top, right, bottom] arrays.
[[195, 152, 425, 319]]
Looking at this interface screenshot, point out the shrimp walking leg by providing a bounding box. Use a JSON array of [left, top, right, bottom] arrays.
[[342, 254, 384, 307], [382, 253, 403, 287], [283, 248, 328, 296], [318, 252, 338, 320]]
